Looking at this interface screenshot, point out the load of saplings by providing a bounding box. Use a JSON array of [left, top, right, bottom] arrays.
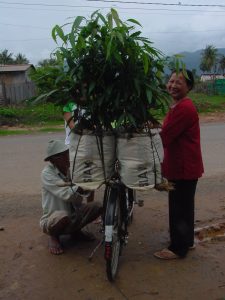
[[49, 9, 170, 190]]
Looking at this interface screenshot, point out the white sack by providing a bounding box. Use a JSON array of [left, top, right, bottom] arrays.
[[69, 131, 116, 190], [117, 131, 163, 190]]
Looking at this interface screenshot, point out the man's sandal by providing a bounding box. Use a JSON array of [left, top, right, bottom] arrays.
[[154, 248, 179, 260]]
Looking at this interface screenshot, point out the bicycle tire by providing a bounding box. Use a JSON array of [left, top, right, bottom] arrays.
[[104, 186, 122, 281]]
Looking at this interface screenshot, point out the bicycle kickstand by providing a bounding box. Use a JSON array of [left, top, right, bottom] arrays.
[[88, 238, 104, 261]]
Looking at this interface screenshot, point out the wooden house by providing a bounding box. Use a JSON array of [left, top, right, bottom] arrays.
[[0, 64, 36, 105]]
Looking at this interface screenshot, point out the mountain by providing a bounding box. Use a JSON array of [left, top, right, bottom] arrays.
[[177, 48, 225, 75]]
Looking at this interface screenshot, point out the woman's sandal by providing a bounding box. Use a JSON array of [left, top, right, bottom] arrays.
[[154, 248, 179, 260]]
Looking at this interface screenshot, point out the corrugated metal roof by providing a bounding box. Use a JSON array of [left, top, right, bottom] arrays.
[[0, 64, 34, 72]]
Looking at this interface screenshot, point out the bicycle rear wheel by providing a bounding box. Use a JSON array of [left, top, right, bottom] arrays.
[[104, 186, 122, 281]]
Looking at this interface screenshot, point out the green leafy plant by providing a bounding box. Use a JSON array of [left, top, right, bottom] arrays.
[[38, 9, 170, 129], [29, 65, 73, 105]]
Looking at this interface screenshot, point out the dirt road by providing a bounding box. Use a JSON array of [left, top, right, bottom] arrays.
[[0, 124, 225, 300]]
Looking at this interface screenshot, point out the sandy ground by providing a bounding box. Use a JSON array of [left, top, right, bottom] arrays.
[[1, 118, 225, 300]]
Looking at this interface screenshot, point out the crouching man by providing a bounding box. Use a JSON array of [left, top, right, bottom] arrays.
[[40, 139, 102, 255]]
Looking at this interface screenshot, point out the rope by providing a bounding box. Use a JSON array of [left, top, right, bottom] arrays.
[[71, 133, 82, 182], [95, 131, 107, 183], [146, 125, 161, 186]]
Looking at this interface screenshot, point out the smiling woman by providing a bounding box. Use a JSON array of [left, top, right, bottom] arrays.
[[154, 69, 204, 260]]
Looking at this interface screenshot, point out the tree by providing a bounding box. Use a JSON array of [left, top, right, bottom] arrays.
[[14, 53, 29, 64], [199, 61, 208, 73], [218, 55, 225, 75], [0, 49, 14, 64], [37, 58, 57, 67], [200, 45, 218, 74]]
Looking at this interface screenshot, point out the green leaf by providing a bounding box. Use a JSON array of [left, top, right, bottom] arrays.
[[115, 31, 124, 45], [130, 31, 142, 38], [134, 79, 141, 96], [114, 51, 123, 64], [72, 16, 85, 33], [88, 82, 96, 95], [108, 13, 113, 30], [32, 89, 59, 104], [116, 113, 125, 128], [96, 12, 107, 25], [52, 26, 58, 43], [91, 10, 99, 19], [111, 8, 121, 27], [127, 113, 136, 126], [69, 32, 76, 49], [182, 62, 188, 78], [106, 35, 113, 60], [59, 47, 69, 58], [146, 88, 153, 104], [77, 35, 86, 50], [175, 58, 180, 74], [127, 18, 142, 27], [53, 25, 67, 44], [142, 53, 149, 74]]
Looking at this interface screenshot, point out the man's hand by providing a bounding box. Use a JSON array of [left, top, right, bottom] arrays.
[[73, 187, 91, 208], [76, 186, 92, 198]]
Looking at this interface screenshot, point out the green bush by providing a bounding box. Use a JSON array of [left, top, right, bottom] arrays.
[[0, 107, 17, 118]]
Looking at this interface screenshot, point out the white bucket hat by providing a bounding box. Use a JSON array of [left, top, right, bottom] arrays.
[[44, 140, 69, 161]]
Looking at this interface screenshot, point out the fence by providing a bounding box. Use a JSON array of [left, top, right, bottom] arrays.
[[195, 79, 225, 95], [0, 82, 37, 105]]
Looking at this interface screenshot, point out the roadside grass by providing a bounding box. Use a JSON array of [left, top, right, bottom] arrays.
[[0, 103, 64, 136], [0, 103, 63, 126], [0, 93, 225, 136], [0, 127, 64, 136], [191, 92, 225, 113], [0, 130, 29, 136]]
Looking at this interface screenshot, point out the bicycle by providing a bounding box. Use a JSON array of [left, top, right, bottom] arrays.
[[103, 180, 136, 281], [88, 168, 137, 281]]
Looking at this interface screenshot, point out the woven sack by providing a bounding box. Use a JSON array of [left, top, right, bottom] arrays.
[[69, 131, 116, 190], [117, 130, 163, 190]]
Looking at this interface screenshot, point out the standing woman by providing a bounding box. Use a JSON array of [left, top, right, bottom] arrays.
[[154, 69, 204, 259]]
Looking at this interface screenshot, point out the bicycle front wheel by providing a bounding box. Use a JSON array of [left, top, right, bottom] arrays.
[[104, 186, 122, 281]]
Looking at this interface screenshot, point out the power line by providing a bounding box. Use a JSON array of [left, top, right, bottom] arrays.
[[0, 6, 225, 16], [1, 3, 225, 14], [1, 38, 52, 42], [86, 0, 225, 8], [2, 27, 225, 43], [0, 22, 49, 29], [1, 1, 225, 10], [0, 1, 108, 8]]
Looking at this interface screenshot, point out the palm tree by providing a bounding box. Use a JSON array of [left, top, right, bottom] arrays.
[[199, 61, 208, 74], [0, 49, 14, 64], [200, 45, 218, 74], [218, 55, 225, 75], [14, 53, 29, 64]]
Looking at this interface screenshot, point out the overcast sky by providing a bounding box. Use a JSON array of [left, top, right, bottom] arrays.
[[1, 0, 225, 65]]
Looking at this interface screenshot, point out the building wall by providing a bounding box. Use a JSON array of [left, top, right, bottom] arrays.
[[0, 67, 36, 104], [0, 71, 27, 85], [200, 74, 225, 82]]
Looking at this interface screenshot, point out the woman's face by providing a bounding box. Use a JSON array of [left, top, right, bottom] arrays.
[[166, 72, 190, 101]]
